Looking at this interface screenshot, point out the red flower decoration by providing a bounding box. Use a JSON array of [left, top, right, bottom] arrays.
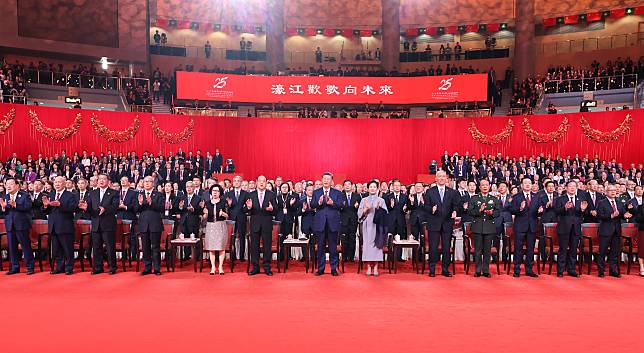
[[91, 113, 140, 142], [30, 110, 82, 140], [580, 114, 632, 143], [151, 116, 195, 144], [521, 116, 569, 143], [0, 108, 15, 134], [468, 119, 514, 145]]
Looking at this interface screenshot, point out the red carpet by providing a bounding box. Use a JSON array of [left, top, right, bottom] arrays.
[[1, 261, 641, 353]]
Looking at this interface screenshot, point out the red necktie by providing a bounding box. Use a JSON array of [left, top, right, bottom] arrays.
[[611, 200, 617, 213]]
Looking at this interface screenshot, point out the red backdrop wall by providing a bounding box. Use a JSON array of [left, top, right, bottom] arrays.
[[0, 103, 641, 184]]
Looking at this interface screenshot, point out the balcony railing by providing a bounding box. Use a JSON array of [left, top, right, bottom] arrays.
[[173, 107, 238, 116], [544, 74, 639, 93], [1, 95, 28, 104], [427, 109, 492, 118], [536, 32, 642, 56], [22, 69, 150, 92]]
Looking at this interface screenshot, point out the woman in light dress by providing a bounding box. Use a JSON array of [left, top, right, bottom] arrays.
[[357, 180, 388, 276], [203, 184, 229, 275]]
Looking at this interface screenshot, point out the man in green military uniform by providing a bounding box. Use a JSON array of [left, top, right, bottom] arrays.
[[467, 179, 500, 277]]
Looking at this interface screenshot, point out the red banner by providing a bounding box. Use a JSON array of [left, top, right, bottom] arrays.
[[176, 72, 488, 104]]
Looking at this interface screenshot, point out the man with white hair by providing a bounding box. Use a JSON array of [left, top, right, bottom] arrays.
[[42, 176, 78, 275]]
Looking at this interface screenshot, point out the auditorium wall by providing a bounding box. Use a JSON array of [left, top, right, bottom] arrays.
[[1, 103, 640, 184], [0, 0, 148, 64]]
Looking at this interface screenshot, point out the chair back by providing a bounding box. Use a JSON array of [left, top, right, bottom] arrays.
[[542, 222, 559, 244], [503, 222, 514, 241], [581, 223, 599, 243], [0, 219, 6, 234], [74, 220, 91, 247], [160, 219, 174, 250], [421, 221, 430, 252], [30, 219, 49, 246], [621, 222, 638, 238], [226, 220, 235, 251], [270, 220, 281, 251], [463, 222, 472, 236]]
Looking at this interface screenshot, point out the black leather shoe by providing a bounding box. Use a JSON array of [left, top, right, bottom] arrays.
[[598, 273, 605, 278], [6, 270, 19, 275], [513, 273, 520, 278], [248, 270, 260, 276], [526, 273, 539, 278], [265, 270, 273, 276], [314, 271, 324, 276], [26, 270, 35, 275], [474, 273, 481, 277], [557, 273, 564, 277], [483, 273, 491, 278], [65, 271, 73, 275], [140, 270, 151, 276], [441, 272, 453, 277], [109, 270, 117, 275], [568, 272, 581, 278], [154, 271, 162, 276], [50, 270, 63, 275], [609, 272, 621, 278], [91, 270, 103, 275], [428, 272, 435, 277], [331, 270, 338, 276]]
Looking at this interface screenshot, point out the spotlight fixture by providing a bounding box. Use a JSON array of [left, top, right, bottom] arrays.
[[372, 30, 379, 36], [169, 19, 177, 28], [437, 27, 444, 35], [578, 14, 587, 21], [213, 23, 221, 31], [602, 10, 611, 17], [478, 24, 487, 32], [297, 28, 305, 35], [190, 22, 199, 30], [625, 8, 634, 15], [335, 29, 342, 35], [556, 17, 564, 24], [500, 23, 508, 30], [316, 28, 323, 35], [353, 29, 360, 36]]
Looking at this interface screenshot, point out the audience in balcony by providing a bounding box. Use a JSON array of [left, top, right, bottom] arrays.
[[544, 57, 643, 93]]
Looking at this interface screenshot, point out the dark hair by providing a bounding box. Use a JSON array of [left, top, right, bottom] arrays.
[[366, 180, 379, 189], [322, 172, 333, 178], [544, 181, 555, 188], [209, 184, 224, 196], [498, 181, 508, 188], [343, 179, 353, 185], [521, 177, 532, 184]]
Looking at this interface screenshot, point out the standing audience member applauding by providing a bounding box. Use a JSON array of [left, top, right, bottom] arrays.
[[133, 176, 165, 276], [357, 180, 388, 276], [1, 178, 34, 275], [42, 176, 78, 275], [204, 184, 229, 275]]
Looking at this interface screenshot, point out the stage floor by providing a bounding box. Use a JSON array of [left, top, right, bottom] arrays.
[[1, 262, 642, 353]]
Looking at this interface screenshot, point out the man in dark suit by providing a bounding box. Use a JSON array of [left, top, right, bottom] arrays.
[[311, 172, 344, 276], [226, 175, 249, 261], [384, 179, 409, 239], [554, 181, 588, 277], [176, 181, 204, 259], [117, 176, 138, 260], [133, 176, 165, 275], [596, 184, 631, 277], [213, 149, 223, 174], [468, 179, 500, 277], [423, 171, 460, 277], [31, 180, 47, 220], [176, 164, 190, 191], [508, 177, 542, 277], [1, 178, 34, 275], [43, 176, 78, 275], [494, 182, 513, 261], [340, 180, 360, 262], [584, 180, 604, 223], [74, 179, 91, 220], [245, 175, 276, 276], [79, 174, 120, 275], [408, 182, 426, 261]]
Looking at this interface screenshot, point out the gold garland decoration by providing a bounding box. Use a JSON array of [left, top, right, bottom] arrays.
[[0, 108, 16, 134], [91, 113, 140, 142], [150, 116, 195, 144], [580, 114, 632, 143], [29, 110, 82, 140], [468, 119, 514, 145], [521, 116, 569, 143]]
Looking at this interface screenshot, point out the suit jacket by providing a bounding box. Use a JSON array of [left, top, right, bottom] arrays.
[[116, 188, 138, 221], [408, 193, 426, 226], [583, 191, 604, 223], [177, 193, 204, 229], [31, 191, 47, 219], [225, 189, 249, 223], [86, 188, 119, 232], [275, 192, 298, 223], [538, 192, 559, 224], [213, 154, 223, 169], [554, 194, 587, 236], [494, 194, 513, 227], [509, 192, 542, 233], [297, 196, 316, 234], [3, 191, 33, 231], [383, 192, 409, 229], [74, 189, 91, 220], [311, 187, 343, 233], [596, 198, 626, 237], [423, 186, 460, 232], [245, 189, 276, 233], [43, 190, 78, 234], [133, 190, 164, 233], [340, 192, 361, 226]]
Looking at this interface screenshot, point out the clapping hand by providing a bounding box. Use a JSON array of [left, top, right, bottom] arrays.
[[432, 205, 438, 214], [538, 205, 544, 213], [565, 201, 573, 210], [375, 201, 381, 209], [624, 211, 632, 219], [326, 196, 334, 205], [266, 201, 273, 212], [590, 210, 597, 217], [119, 200, 126, 209], [390, 198, 395, 208], [99, 206, 105, 215], [78, 200, 87, 210], [178, 199, 185, 210], [146, 194, 152, 205], [42, 195, 50, 207], [245, 198, 253, 209], [219, 210, 228, 218], [611, 209, 620, 218], [290, 198, 296, 206], [226, 197, 233, 206], [138, 193, 144, 205], [49, 200, 60, 207], [479, 203, 486, 212], [0, 198, 6, 209], [520, 200, 526, 211], [485, 209, 494, 216], [318, 195, 324, 205]]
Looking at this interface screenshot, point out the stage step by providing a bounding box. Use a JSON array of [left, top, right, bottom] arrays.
[[152, 101, 172, 114]]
